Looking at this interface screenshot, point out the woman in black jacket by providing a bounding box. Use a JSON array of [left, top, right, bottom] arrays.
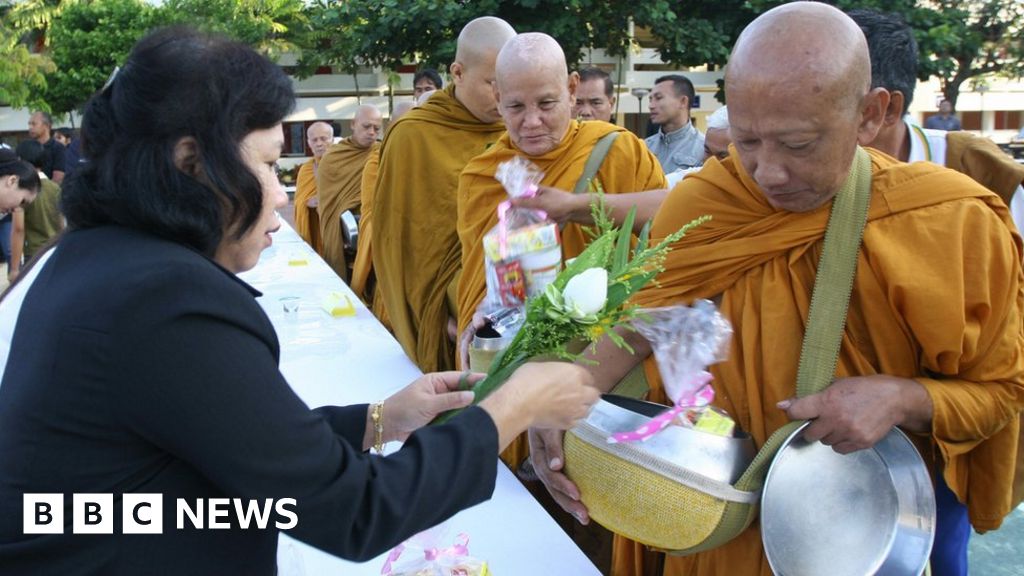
[[0, 28, 597, 575]]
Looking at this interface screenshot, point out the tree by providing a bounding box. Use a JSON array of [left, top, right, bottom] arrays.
[[41, 0, 158, 117], [159, 0, 312, 61], [917, 0, 1024, 108], [748, 0, 1024, 109], [0, 21, 53, 110], [298, 1, 758, 78]]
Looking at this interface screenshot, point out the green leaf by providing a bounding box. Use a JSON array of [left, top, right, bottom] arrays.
[[612, 206, 636, 275]]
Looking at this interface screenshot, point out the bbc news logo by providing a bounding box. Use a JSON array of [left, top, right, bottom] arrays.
[[24, 494, 297, 534]]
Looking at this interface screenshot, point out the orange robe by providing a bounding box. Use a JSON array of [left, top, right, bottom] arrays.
[[373, 84, 506, 373], [351, 148, 391, 328], [317, 138, 379, 281], [351, 148, 379, 300], [613, 148, 1024, 576], [457, 120, 666, 468], [293, 159, 323, 254]]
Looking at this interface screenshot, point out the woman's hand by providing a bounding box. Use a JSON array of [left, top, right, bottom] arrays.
[[382, 371, 483, 442], [479, 362, 599, 450]]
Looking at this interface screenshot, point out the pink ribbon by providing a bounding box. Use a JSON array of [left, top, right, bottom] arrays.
[[608, 372, 716, 444], [381, 533, 471, 574], [497, 184, 544, 260]]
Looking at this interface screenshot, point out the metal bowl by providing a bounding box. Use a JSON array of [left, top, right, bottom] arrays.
[[761, 423, 935, 576], [584, 395, 756, 484]]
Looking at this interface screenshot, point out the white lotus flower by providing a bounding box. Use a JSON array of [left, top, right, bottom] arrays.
[[562, 268, 608, 321]]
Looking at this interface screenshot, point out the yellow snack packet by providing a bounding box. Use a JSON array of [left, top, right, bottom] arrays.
[[321, 292, 356, 317]]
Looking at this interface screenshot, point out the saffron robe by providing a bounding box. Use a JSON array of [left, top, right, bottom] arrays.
[[317, 138, 379, 281], [373, 84, 506, 372], [945, 131, 1024, 207], [457, 120, 666, 468], [351, 148, 391, 328], [612, 147, 1024, 576], [293, 158, 323, 254]]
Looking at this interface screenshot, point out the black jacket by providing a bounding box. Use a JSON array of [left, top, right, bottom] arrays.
[[0, 226, 498, 575]]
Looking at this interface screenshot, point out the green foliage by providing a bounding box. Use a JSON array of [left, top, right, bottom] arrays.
[[0, 22, 53, 109], [744, 0, 1024, 108], [299, 1, 758, 78], [159, 0, 312, 61], [42, 0, 158, 116]]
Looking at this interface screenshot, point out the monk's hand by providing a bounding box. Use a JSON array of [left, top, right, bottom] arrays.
[[458, 312, 487, 369], [529, 428, 590, 525], [384, 371, 483, 442], [778, 375, 932, 454], [510, 186, 588, 225]]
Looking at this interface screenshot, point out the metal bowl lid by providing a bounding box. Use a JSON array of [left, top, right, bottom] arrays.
[[761, 423, 935, 576]]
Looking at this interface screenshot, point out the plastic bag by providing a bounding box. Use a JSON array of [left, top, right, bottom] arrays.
[[381, 528, 490, 576], [610, 301, 734, 444], [480, 157, 561, 311]]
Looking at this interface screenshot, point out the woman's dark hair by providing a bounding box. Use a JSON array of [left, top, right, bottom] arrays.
[[63, 27, 295, 256], [0, 148, 41, 194]]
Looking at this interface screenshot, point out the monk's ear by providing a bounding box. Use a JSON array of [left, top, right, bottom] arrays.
[[856, 87, 888, 146], [567, 71, 580, 101], [449, 61, 463, 85], [172, 136, 202, 179]]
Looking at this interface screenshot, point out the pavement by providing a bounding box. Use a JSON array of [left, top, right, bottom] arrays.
[[970, 503, 1024, 575]]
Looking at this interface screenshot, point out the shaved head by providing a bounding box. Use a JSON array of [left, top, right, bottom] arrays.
[[351, 104, 383, 148], [495, 33, 568, 93], [393, 100, 415, 120], [494, 33, 578, 156], [727, 2, 871, 119], [306, 121, 334, 159], [723, 2, 886, 213], [450, 16, 515, 123], [455, 16, 516, 69]]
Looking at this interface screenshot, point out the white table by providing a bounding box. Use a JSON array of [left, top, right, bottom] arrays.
[[240, 220, 600, 576]]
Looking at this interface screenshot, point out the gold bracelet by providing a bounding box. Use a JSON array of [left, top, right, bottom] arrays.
[[370, 402, 385, 454]]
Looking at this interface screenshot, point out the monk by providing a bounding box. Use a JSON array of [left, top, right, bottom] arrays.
[[317, 105, 381, 281], [457, 32, 666, 469], [293, 121, 333, 254], [351, 100, 417, 324], [373, 16, 516, 373], [529, 4, 1024, 576]]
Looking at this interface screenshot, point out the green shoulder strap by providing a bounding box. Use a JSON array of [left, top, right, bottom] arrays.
[[734, 145, 874, 493], [572, 131, 620, 195]]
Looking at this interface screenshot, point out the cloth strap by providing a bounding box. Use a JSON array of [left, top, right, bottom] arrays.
[[735, 146, 873, 492], [572, 131, 620, 195]]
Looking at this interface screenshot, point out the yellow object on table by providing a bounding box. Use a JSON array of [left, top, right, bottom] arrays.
[[321, 292, 356, 317]]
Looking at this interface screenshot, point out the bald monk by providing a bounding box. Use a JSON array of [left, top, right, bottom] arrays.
[[373, 17, 516, 373], [317, 105, 382, 281], [293, 121, 333, 253], [351, 100, 417, 324], [529, 4, 1024, 576], [457, 32, 666, 469]]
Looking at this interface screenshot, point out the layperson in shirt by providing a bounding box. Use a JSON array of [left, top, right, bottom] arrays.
[[27, 111, 67, 184], [644, 74, 704, 174], [573, 67, 616, 123], [9, 140, 63, 281], [0, 28, 598, 575]]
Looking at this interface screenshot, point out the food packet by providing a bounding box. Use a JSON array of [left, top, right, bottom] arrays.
[[480, 157, 561, 311]]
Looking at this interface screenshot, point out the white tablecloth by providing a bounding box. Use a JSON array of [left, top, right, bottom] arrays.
[[240, 220, 600, 576]]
